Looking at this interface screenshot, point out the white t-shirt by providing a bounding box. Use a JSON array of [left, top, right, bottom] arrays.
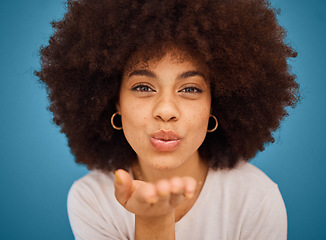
[[67, 162, 287, 240]]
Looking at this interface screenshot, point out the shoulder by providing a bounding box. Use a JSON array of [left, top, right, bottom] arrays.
[[69, 170, 115, 195], [207, 162, 287, 239], [209, 161, 279, 195], [233, 162, 278, 189], [67, 170, 134, 239], [72, 169, 115, 186], [207, 161, 286, 221], [208, 162, 285, 216], [67, 170, 117, 216]]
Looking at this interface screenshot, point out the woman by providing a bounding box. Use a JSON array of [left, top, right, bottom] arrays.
[[36, 0, 300, 239]]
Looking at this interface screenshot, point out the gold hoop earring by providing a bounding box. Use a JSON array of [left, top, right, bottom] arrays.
[[111, 112, 123, 130], [207, 114, 218, 133]]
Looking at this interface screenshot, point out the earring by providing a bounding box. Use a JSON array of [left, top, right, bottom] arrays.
[[111, 112, 123, 130], [207, 114, 218, 133]]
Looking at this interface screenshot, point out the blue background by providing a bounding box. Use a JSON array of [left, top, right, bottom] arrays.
[[0, 0, 325, 239]]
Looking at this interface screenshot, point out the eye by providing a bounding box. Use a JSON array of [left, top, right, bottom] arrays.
[[131, 84, 155, 92], [179, 86, 203, 94]]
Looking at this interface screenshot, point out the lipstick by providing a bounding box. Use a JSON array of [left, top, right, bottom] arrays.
[[150, 130, 181, 152]]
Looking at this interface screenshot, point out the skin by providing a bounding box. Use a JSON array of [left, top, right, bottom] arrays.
[[114, 50, 212, 239]]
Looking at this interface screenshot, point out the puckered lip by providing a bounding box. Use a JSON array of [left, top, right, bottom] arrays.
[[151, 130, 182, 141], [150, 130, 182, 152]]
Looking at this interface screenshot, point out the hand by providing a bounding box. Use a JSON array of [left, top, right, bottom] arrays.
[[114, 169, 197, 219]]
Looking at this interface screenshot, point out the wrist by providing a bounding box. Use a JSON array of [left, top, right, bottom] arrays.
[[135, 211, 175, 240]]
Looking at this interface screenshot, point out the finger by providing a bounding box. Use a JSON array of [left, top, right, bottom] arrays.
[[169, 177, 186, 207], [170, 177, 184, 194], [129, 182, 158, 207], [182, 176, 197, 199], [114, 169, 133, 206], [156, 179, 171, 198]]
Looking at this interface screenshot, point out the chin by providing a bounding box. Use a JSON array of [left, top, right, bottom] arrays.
[[143, 154, 187, 171]]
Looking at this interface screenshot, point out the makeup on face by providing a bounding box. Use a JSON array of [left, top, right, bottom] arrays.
[[118, 51, 211, 171]]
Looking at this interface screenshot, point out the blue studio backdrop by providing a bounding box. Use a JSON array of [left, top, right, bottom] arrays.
[[0, 0, 325, 239]]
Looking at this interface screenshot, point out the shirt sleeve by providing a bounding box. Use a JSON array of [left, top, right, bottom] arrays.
[[240, 187, 287, 240], [67, 181, 125, 240]]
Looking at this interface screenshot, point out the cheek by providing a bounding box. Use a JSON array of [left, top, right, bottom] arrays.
[[183, 108, 210, 151], [121, 101, 148, 126], [189, 93, 211, 130], [185, 103, 210, 128], [120, 102, 150, 147], [183, 115, 209, 154]]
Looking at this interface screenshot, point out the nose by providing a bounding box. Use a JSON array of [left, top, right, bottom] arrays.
[[153, 93, 180, 122]]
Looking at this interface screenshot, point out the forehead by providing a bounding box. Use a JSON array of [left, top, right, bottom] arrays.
[[123, 46, 208, 77]]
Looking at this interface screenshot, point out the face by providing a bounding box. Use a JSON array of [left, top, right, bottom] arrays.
[[117, 51, 211, 171]]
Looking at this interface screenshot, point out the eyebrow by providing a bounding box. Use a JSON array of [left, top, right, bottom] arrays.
[[177, 71, 206, 80], [128, 69, 206, 80], [128, 69, 157, 78]]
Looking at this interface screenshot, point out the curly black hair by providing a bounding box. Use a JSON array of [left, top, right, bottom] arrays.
[[36, 0, 300, 171]]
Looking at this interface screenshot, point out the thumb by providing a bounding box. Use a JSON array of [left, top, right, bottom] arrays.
[[114, 169, 133, 206]]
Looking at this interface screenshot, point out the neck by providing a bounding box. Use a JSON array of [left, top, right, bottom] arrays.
[[132, 151, 208, 184]]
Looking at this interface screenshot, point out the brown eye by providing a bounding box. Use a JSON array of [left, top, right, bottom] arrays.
[[180, 87, 202, 93], [132, 85, 155, 92]]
